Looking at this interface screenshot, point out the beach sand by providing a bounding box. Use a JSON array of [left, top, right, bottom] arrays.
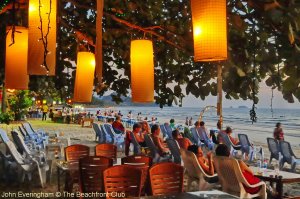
[[0, 119, 300, 197]]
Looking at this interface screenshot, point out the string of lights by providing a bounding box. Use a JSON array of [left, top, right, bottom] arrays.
[[38, 0, 52, 74], [0, 0, 11, 14]]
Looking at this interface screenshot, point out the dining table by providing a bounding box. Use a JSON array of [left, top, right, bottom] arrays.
[[137, 190, 238, 198], [251, 166, 300, 199]]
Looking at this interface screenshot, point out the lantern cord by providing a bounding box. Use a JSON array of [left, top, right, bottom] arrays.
[[8, 0, 17, 46], [38, 0, 52, 73], [250, 22, 257, 124], [270, 88, 274, 118], [276, 35, 281, 90]]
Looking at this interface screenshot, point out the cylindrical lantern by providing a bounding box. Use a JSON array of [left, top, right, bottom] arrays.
[[5, 26, 29, 90], [130, 40, 154, 103], [28, 0, 57, 75], [191, 0, 227, 62], [73, 52, 96, 103]]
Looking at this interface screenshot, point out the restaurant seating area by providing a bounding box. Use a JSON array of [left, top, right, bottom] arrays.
[[0, 121, 300, 198]]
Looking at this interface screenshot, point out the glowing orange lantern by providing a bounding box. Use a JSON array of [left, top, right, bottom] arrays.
[[28, 0, 57, 75], [5, 26, 29, 90], [73, 52, 96, 103], [130, 40, 154, 103], [191, 0, 227, 62]]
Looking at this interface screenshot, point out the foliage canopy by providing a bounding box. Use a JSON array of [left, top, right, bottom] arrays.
[[0, 0, 300, 107]]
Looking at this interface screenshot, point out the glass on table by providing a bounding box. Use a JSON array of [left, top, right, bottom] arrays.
[[274, 163, 280, 176]]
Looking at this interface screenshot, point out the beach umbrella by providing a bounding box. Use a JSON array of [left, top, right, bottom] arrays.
[[191, 0, 227, 61], [130, 39, 154, 103], [73, 52, 96, 103], [5, 26, 29, 90], [28, 0, 57, 75]]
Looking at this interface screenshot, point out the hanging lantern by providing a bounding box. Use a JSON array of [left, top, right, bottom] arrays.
[[191, 0, 227, 62], [73, 52, 96, 103], [5, 26, 29, 90], [130, 40, 154, 103], [28, 0, 57, 75]]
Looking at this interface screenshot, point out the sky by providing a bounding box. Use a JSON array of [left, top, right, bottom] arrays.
[[182, 81, 300, 109]]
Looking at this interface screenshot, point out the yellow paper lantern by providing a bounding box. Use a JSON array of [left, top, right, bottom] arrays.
[[28, 0, 57, 75], [130, 40, 154, 103], [191, 0, 227, 62], [5, 26, 29, 90], [73, 52, 96, 103]]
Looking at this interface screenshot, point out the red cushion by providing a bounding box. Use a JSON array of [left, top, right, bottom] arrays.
[[242, 170, 261, 194]]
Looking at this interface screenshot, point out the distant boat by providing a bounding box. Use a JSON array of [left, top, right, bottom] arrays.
[[238, 106, 248, 109]]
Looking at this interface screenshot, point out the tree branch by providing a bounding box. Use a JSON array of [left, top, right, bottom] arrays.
[[105, 12, 186, 51]]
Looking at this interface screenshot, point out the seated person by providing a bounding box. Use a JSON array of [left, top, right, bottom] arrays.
[[187, 145, 214, 175], [170, 119, 176, 130], [215, 144, 262, 194], [151, 124, 170, 156], [198, 121, 210, 140], [214, 120, 223, 144], [125, 123, 146, 156], [183, 127, 196, 143], [225, 126, 240, 145], [172, 129, 193, 150], [112, 116, 125, 134], [106, 118, 114, 125], [141, 121, 150, 135]]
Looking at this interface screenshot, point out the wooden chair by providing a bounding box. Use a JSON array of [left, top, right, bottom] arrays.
[[121, 155, 153, 194], [64, 144, 90, 191], [79, 156, 113, 193], [95, 144, 117, 163], [103, 165, 142, 198], [149, 162, 184, 196], [65, 144, 90, 162]]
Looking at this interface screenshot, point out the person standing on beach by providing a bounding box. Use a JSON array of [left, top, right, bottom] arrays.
[[189, 117, 193, 126], [185, 117, 189, 126], [42, 104, 48, 121], [273, 122, 284, 141]]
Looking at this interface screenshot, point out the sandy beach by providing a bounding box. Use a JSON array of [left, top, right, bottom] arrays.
[[0, 119, 300, 197]]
